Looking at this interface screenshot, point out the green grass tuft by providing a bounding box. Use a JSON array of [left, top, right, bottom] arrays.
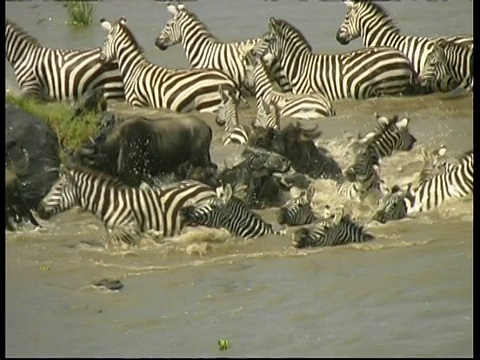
[[6, 94, 99, 151], [65, 1, 96, 27]]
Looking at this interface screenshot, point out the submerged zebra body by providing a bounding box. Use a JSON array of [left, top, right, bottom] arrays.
[[405, 150, 473, 215], [5, 18, 124, 101], [256, 17, 420, 101], [293, 207, 374, 248], [180, 183, 282, 239], [244, 51, 335, 121], [99, 16, 241, 113], [420, 39, 473, 92], [36, 166, 216, 247], [345, 113, 417, 159], [335, 0, 473, 92], [155, 2, 291, 94], [277, 185, 318, 226]]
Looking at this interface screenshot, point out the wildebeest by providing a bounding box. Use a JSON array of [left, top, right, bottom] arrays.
[[72, 87, 108, 118], [69, 114, 214, 187], [248, 121, 344, 182], [219, 147, 292, 209], [5, 141, 40, 231]]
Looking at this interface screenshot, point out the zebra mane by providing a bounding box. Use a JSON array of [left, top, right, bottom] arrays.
[[67, 165, 129, 189], [358, 0, 400, 35], [117, 21, 146, 55], [6, 18, 41, 46], [178, 8, 219, 41], [458, 150, 473, 161], [272, 19, 313, 52]]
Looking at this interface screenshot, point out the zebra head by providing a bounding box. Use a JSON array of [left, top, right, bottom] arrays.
[[254, 98, 281, 130], [36, 165, 78, 220], [420, 39, 453, 87], [99, 16, 127, 63], [344, 147, 381, 193], [371, 184, 409, 224], [277, 184, 316, 226], [214, 85, 240, 129], [155, 2, 188, 50], [417, 144, 450, 185]]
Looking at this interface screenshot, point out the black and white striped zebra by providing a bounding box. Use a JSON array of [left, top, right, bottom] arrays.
[[154, 2, 291, 94], [335, 0, 473, 92], [277, 185, 318, 226], [420, 39, 473, 93], [5, 18, 124, 102], [180, 183, 283, 239], [293, 206, 374, 248], [256, 17, 421, 100], [36, 166, 216, 247], [214, 86, 253, 145], [371, 184, 409, 224], [405, 150, 473, 215], [244, 50, 336, 121], [99, 16, 241, 113], [345, 113, 417, 160], [338, 147, 384, 202]]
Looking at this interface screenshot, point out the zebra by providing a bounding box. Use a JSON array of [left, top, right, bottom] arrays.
[[255, 17, 421, 101], [99, 16, 241, 113], [405, 150, 473, 215], [344, 113, 417, 160], [214, 86, 254, 145], [293, 206, 374, 248], [420, 39, 473, 93], [36, 166, 216, 248], [370, 184, 409, 224], [180, 183, 283, 239], [154, 1, 292, 94], [244, 50, 336, 121], [5, 18, 125, 102], [277, 185, 318, 226], [335, 0, 473, 92], [338, 147, 384, 202]]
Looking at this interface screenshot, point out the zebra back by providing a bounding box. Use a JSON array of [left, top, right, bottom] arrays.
[[6, 18, 124, 101]]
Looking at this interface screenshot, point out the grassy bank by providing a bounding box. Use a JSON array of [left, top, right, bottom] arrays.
[[65, 1, 95, 27], [6, 94, 99, 150]]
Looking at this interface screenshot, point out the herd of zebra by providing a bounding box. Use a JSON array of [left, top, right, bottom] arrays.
[[6, 0, 473, 250]]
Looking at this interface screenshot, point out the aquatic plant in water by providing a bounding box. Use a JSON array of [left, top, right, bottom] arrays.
[[65, 1, 95, 27]]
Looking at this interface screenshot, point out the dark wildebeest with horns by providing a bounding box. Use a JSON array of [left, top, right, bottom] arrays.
[[248, 121, 344, 182], [5, 141, 41, 231], [68, 114, 215, 187]]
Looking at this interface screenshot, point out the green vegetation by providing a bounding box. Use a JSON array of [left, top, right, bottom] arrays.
[[65, 1, 96, 27], [6, 94, 99, 150]]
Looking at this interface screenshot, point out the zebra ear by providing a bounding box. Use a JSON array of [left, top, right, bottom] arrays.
[[289, 186, 302, 199], [437, 144, 447, 157], [395, 117, 410, 130], [376, 114, 389, 127], [100, 18, 112, 31], [166, 2, 179, 16], [420, 147, 429, 160], [218, 85, 229, 103], [177, 4, 186, 11], [223, 183, 233, 202], [306, 184, 316, 202], [269, 17, 280, 33], [119, 16, 127, 25], [344, 0, 354, 7]]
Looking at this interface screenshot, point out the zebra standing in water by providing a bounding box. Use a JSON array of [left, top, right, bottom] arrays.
[[5, 18, 124, 101], [344, 113, 417, 160], [180, 183, 283, 239], [255, 18, 421, 100], [277, 185, 318, 226], [244, 50, 336, 122], [36, 166, 216, 248], [420, 39, 473, 93], [99, 16, 241, 113], [154, 2, 291, 94], [335, 0, 473, 92], [214, 86, 255, 145]]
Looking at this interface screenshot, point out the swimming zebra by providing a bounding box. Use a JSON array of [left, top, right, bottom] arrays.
[[215, 86, 254, 145], [5, 18, 124, 102], [344, 113, 417, 160], [244, 50, 336, 121], [99, 16, 241, 113], [338, 147, 384, 202], [254, 17, 421, 101], [293, 206, 374, 248], [420, 39, 473, 93], [155, 2, 291, 94], [277, 185, 318, 226], [371, 184, 409, 224], [36, 166, 216, 247], [405, 150, 473, 215], [180, 183, 282, 239], [335, 0, 473, 92]]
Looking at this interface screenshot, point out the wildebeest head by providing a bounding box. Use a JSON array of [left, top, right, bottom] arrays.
[[6, 140, 30, 177], [175, 160, 220, 189]]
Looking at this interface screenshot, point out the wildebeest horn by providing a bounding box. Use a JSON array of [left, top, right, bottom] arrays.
[[75, 146, 95, 156], [44, 166, 61, 173]]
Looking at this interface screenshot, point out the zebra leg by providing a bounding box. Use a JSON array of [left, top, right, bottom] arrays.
[[104, 223, 141, 249]]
